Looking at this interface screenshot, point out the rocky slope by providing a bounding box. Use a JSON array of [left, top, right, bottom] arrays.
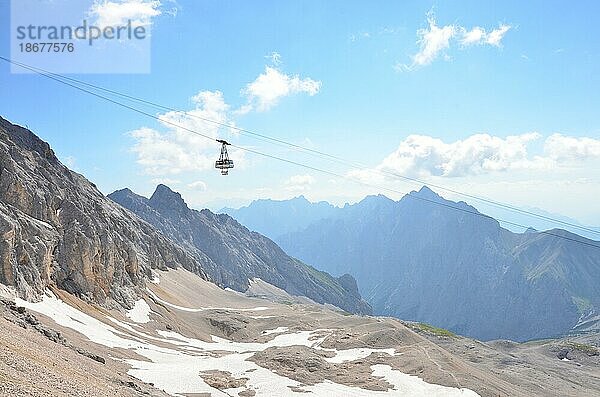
[[0, 116, 208, 308], [234, 187, 600, 341], [108, 185, 371, 314], [3, 266, 599, 397]]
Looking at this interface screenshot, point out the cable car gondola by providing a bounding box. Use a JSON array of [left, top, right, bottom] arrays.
[[215, 139, 234, 175]]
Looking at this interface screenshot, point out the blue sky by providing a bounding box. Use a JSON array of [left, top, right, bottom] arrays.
[[1, 0, 599, 226]]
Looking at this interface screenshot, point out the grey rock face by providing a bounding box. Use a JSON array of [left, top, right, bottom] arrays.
[[108, 185, 372, 314], [0, 117, 207, 307]]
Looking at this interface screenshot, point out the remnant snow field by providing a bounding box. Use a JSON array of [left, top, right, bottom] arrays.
[[16, 291, 480, 397], [126, 299, 153, 324], [262, 326, 289, 335], [323, 347, 397, 364]]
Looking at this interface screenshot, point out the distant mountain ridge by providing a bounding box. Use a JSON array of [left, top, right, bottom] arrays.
[[109, 186, 371, 314], [481, 204, 600, 240], [225, 186, 600, 341], [221, 195, 338, 239], [228, 193, 600, 242]]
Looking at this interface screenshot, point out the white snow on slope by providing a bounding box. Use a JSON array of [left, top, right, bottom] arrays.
[[323, 347, 398, 364], [262, 326, 289, 335], [17, 291, 480, 397], [126, 299, 153, 323], [16, 292, 158, 350], [371, 365, 479, 397]]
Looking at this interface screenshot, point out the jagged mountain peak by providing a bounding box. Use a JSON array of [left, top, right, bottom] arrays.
[[149, 184, 190, 214], [108, 187, 141, 201], [357, 193, 394, 204], [110, 185, 372, 314], [410, 185, 441, 199]]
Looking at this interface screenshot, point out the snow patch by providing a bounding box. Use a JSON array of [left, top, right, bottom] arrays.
[[18, 291, 480, 397], [126, 299, 152, 324], [371, 365, 480, 396], [263, 326, 289, 335], [323, 347, 397, 364], [15, 292, 154, 350]]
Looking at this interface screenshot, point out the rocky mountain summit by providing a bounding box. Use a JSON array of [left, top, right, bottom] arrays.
[[0, 116, 208, 307], [109, 185, 371, 314]]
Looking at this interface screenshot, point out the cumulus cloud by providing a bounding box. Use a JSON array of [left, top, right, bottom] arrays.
[[460, 27, 486, 46], [401, 13, 511, 70], [88, 0, 163, 28], [485, 24, 511, 46], [129, 56, 318, 176], [411, 15, 457, 67], [129, 90, 243, 175], [460, 24, 511, 47], [187, 180, 208, 191], [544, 134, 600, 161], [360, 132, 600, 179], [285, 174, 315, 191], [240, 66, 321, 113]]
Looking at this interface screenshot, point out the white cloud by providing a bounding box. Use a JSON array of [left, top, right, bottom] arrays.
[[412, 15, 457, 67], [151, 177, 180, 185], [129, 57, 318, 177], [285, 174, 315, 191], [544, 133, 600, 161], [89, 0, 163, 28], [460, 24, 511, 47], [359, 132, 600, 179], [187, 180, 208, 191], [129, 90, 244, 175], [460, 27, 486, 46], [485, 24, 511, 46], [240, 66, 321, 113], [401, 14, 512, 70]]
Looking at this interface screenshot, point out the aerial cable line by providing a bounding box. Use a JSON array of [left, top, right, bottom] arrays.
[[2, 56, 599, 248], [2, 56, 598, 238]]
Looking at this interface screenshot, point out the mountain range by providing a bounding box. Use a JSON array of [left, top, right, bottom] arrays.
[[0, 116, 368, 314], [1, 115, 599, 396], [108, 185, 370, 314], [225, 188, 600, 341]]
